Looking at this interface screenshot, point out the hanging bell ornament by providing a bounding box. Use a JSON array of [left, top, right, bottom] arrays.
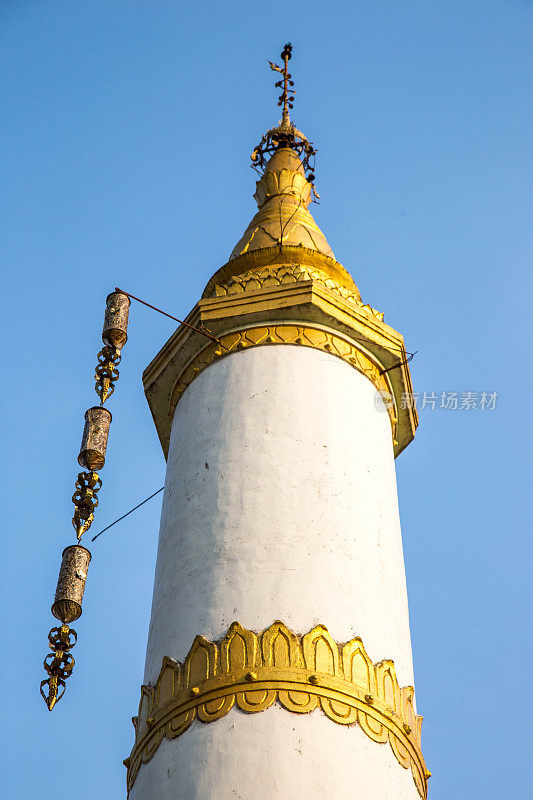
[[78, 406, 112, 470], [102, 291, 130, 350], [72, 470, 101, 540], [51, 544, 92, 624], [40, 625, 77, 710], [42, 287, 133, 709]]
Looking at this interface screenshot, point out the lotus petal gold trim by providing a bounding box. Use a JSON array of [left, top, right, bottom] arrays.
[[230, 151, 334, 261], [208, 262, 384, 320], [202, 245, 359, 300], [125, 622, 429, 797], [168, 324, 398, 444]]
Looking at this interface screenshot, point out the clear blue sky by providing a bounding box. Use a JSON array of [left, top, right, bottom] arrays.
[[1, 1, 531, 798]]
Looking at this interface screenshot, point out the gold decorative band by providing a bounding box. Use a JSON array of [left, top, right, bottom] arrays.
[[169, 324, 398, 441], [207, 262, 368, 310], [125, 622, 429, 797]]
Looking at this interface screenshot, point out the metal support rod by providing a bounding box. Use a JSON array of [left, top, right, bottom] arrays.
[[115, 287, 228, 350], [379, 351, 417, 375]]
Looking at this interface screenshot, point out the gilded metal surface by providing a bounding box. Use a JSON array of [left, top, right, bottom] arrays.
[[204, 245, 359, 300], [209, 262, 383, 319], [102, 291, 130, 349], [72, 470, 102, 540], [231, 148, 334, 260], [51, 545, 91, 623], [143, 280, 417, 459], [125, 622, 429, 797], [40, 625, 77, 710], [95, 344, 121, 403], [78, 407, 112, 470], [168, 324, 398, 442]]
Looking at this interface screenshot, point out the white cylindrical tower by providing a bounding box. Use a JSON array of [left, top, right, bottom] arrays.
[[126, 101, 428, 799]]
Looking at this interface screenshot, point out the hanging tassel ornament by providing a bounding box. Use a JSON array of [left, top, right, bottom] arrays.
[[40, 291, 130, 710]]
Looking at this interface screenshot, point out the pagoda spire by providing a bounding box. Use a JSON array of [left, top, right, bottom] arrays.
[[128, 43, 426, 800], [230, 44, 334, 260]]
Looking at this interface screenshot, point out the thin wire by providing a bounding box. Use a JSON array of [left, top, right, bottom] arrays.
[[278, 191, 304, 246], [380, 351, 418, 375], [243, 236, 416, 360], [115, 287, 228, 351], [90, 284, 415, 546], [267, 200, 417, 362], [116, 251, 416, 376], [91, 487, 164, 542]]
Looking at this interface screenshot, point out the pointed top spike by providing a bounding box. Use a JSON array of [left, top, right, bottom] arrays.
[[253, 44, 318, 193], [280, 43, 292, 123]]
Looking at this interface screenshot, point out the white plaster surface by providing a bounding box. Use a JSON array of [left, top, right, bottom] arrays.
[[131, 705, 421, 800], [134, 344, 418, 800], [144, 345, 414, 685]]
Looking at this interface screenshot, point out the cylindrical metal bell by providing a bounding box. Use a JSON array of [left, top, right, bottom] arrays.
[[78, 406, 112, 470], [102, 291, 130, 349], [51, 545, 92, 623]]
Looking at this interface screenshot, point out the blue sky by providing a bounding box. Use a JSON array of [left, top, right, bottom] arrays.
[[1, 1, 532, 798]]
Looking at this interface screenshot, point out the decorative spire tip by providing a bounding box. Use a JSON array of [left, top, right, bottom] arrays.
[[269, 42, 294, 124], [251, 43, 318, 195]]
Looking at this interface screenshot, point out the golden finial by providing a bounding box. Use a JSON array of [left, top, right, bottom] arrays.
[[251, 43, 318, 194], [269, 42, 294, 125]]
